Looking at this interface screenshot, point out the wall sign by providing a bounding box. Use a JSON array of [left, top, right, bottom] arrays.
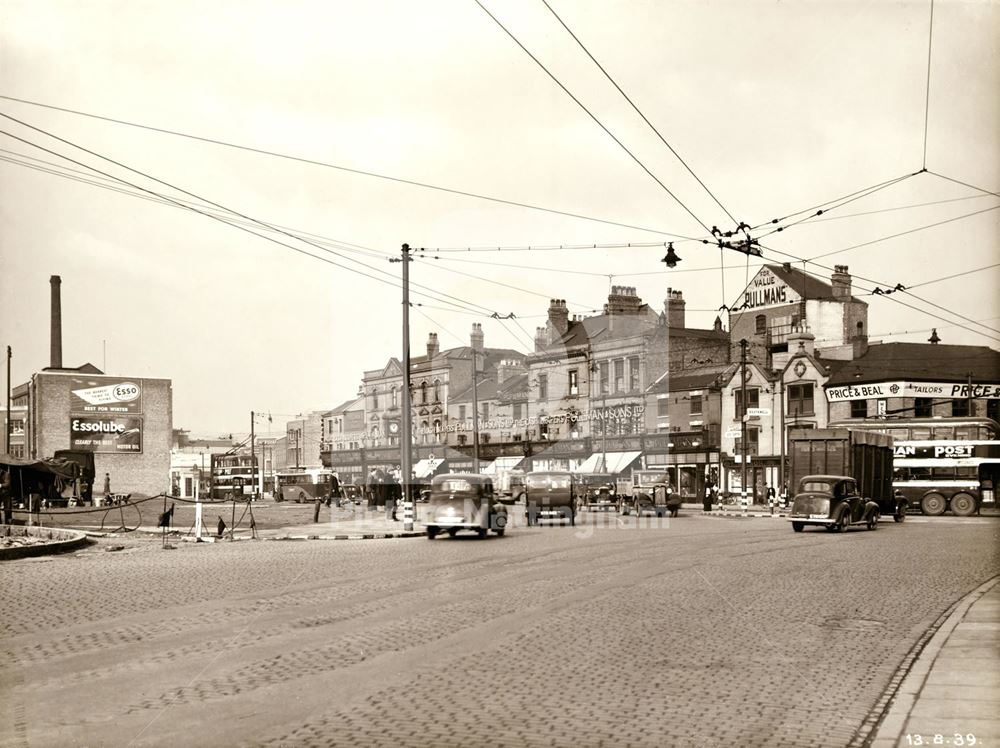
[[70, 416, 143, 453], [826, 381, 1000, 402], [70, 379, 143, 414]]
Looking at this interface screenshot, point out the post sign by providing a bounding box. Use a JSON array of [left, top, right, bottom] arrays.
[[70, 416, 143, 453], [70, 379, 143, 414]]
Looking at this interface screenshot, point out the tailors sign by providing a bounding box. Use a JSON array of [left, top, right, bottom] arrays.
[[825, 381, 1000, 402]]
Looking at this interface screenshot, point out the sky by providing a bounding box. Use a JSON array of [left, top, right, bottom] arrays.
[[1, 0, 997, 437]]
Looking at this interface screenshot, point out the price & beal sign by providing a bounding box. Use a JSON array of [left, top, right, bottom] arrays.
[[825, 381, 1000, 403]]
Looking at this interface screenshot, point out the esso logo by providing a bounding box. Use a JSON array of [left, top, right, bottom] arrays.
[[112, 382, 140, 402], [935, 444, 973, 458]]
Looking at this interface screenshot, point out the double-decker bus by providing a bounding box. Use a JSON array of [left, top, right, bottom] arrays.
[[828, 417, 1000, 516], [274, 469, 334, 503], [209, 453, 259, 500]]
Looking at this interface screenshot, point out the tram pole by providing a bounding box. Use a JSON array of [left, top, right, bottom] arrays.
[[740, 339, 749, 516], [394, 244, 415, 531]]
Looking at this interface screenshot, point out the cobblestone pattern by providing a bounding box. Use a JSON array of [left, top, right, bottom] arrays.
[[1, 518, 997, 747]]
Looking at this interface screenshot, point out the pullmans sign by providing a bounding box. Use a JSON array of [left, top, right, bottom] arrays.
[[825, 381, 1000, 402], [740, 267, 799, 311]]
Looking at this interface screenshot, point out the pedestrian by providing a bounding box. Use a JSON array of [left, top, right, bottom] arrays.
[[703, 481, 713, 513], [1, 468, 12, 525], [767, 484, 776, 514], [366, 468, 379, 508], [329, 471, 342, 508], [103, 472, 111, 502], [781, 482, 789, 509], [387, 471, 401, 521]]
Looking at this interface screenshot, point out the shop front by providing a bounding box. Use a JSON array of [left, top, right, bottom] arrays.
[[643, 431, 720, 500]]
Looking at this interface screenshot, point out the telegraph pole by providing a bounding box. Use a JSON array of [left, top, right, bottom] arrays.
[[740, 339, 749, 516], [250, 411, 256, 501], [392, 244, 415, 530], [5, 345, 10, 454], [471, 349, 481, 474]]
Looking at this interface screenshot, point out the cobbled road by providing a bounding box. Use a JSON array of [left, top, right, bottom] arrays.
[[1, 513, 997, 747]]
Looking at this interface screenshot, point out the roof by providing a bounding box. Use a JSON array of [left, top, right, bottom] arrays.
[[646, 366, 731, 394], [764, 264, 840, 302], [326, 397, 362, 416], [825, 342, 1000, 386]]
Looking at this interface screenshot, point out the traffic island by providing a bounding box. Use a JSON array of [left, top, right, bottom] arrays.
[[0, 525, 91, 560]]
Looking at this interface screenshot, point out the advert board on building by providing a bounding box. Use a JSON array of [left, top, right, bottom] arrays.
[[68, 377, 145, 453]]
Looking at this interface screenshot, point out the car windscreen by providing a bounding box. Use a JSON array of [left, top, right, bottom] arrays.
[[527, 475, 571, 489], [800, 480, 834, 493], [435, 479, 476, 493]]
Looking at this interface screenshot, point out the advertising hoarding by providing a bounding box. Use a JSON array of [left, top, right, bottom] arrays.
[[70, 379, 143, 414], [70, 416, 143, 453]]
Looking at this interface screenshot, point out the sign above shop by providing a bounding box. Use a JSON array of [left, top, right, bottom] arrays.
[[826, 381, 1000, 402]]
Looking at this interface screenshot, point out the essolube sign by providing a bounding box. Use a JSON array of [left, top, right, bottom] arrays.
[[71, 419, 126, 433]]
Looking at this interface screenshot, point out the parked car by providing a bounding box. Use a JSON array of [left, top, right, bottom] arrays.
[[424, 474, 507, 539], [787, 475, 881, 533], [577, 473, 618, 511], [525, 471, 577, 526], [620, 470, 680, 517]]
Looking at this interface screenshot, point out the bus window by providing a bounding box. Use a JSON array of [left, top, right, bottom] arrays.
[[955, 466, 977, 479], [932, 467, 957, 479], [954, 426, 976, 441], [931, 427, 954, 440], [888, 428, 909, 440], [910, 427, 932, 440]]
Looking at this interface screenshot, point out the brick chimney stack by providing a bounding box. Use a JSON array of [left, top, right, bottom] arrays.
[[547, 299, 569, 343], [50, 275, 63, 369], [831, 265, 852, 298], [534, 327, 547, 352], [665, 288, 685, 329], [470, 323, 484, 352], [426, 332, 439, 359]]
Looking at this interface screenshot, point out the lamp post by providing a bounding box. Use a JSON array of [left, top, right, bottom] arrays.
[[740, 338, 749, 516]]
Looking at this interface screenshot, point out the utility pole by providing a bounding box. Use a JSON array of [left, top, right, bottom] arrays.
[[740, 339, 749, 516], [471, 348, 481, 474], [966, 371, 974, 417], [5, 345, 10, 454], [250, 411, 256, 501], [393, 243, 415, 531]]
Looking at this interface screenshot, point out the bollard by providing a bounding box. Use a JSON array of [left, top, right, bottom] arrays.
[[403, 500, 413, 531]]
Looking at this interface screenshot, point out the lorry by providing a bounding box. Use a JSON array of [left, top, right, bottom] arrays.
[[787, 428, 905, 532]]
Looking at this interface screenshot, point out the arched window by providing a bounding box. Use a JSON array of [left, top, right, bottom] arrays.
[[371, 388, 379, 409], [433, 419, 441, 442], [391, 386, 398, 407], [420, 420, 429, 444], [420, 381, 428, 404], [433, 379, 441, 402], [755, 315, 766, 335]]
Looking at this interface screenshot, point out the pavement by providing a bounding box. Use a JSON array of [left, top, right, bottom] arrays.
[[868, 576, 1000, 747]]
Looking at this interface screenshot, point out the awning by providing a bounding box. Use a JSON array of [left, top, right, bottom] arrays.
[[480, 456, 523, 475], [412, 458, 446, 479], [574, 451, 642, 475]]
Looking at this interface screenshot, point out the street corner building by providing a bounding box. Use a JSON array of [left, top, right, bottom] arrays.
[[14, 368, 173, 498]]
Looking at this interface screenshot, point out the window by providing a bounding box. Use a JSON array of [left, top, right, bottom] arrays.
[[850, 399, 867, 418], [433, 419, 441, 441], [735, 428, 759, 455], [481, 433, 491, 444], [459, 405, 466, 421], [788, 383, 814, 416], [614, 360, 625, 392], [539, 420, 549, 440], [755, 315, 766, 335], [568, 369, 579, 396], [420, 381, 428, 404], [657, 398, 669, 417], [457, 434, 467, 446], [690, 394, 702, 415], [988, 399, 1000, 422], [513, 403, 523, 420], [914, 398, 933, 417], [481, 402, 489, 420], [391, 387, 398, 407], [434, 379, 441, 402], [628, 356, 640, 391], [734, 388, 759, 418], [599, 362, 610, 394], [951, 398, 970, 417], [856, 321, 864, 337], [371, 388, 379, 409], [538, 374, 548, 400]]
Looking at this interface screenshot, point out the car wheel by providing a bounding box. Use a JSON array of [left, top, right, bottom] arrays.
[[447, 528, 458, 538], [476, 528, 487, 539], [894, 504, 906, 523], [838, 510, 851, 533], [950, 493, 976, 517], [792, 522, 804, 533], [494, 527, 505, 537], [921, 493, 946, 516], [492, 512, 508, 531], [867, 512, 878, 531], [426, 526, 438, 540]]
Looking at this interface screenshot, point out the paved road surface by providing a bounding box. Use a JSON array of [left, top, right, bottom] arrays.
[[1, 514, 997, 747]]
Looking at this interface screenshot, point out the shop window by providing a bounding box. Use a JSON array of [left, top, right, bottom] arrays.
[[788, 383, 814, 416], [690, 394, 702, 415], [951, 398, 970, 417], [988, 399, 1000, 422], [538, 374, 548, 401], [914, 398, 933, 417], [568, 369, 579, 396], [629, 356, 640, 391], [734, 388, 759, 418], [850, 399, 868, 418]]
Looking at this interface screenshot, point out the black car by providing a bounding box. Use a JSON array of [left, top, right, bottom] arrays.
[[425, 474, 507, 539], [788, 475, 881, 533]]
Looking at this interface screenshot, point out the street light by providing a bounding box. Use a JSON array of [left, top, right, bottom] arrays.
[[661, 243, 681, 268]]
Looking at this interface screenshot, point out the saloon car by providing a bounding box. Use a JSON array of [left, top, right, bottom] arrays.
[[788, 475, 881, 533], [424, 474, 507, 539]]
